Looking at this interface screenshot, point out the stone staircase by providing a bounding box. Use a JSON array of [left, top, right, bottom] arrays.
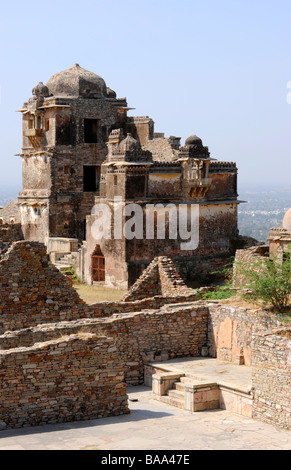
[[159, 378, 186, 409], [152, 371, 253, 416], [54, 252, 79, 271]]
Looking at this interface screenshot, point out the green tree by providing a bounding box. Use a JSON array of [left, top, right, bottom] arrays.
[[236, 252, 291, 312]]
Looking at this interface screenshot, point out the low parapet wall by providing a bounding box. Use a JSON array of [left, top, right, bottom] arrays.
[[0, 333, 129, 429]]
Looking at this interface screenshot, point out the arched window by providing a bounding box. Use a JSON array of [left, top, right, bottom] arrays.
[[91, 245, 105, 282]]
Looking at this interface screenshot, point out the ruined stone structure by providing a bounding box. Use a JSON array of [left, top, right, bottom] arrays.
[[268, 208, 291, 260], [233, 208, 291, 288], [0, 65, 288, 432], [13, 64, 244, 289], [0, 241, 289, 429]]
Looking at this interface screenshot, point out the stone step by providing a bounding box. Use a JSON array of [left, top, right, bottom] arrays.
[[55, 264, 72, 271], [159, 395, 185, 409], [173, 381, 185, 392], [167, 389, 185, 400]]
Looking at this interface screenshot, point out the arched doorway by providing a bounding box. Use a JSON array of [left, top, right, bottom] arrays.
[[91, 245, 105, 282]]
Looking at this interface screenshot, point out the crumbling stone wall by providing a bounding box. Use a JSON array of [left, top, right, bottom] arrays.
[[0, 333, 129, 429], [0, 201, 21, 224], [252, 328, 291, 428], [122, 256, 191, 302], [0, 240, 289, 429], [0, 241, 91, 333], [145, 137, 179, 162], [233, 246, 269, 288], [0, 224, 22, 244]]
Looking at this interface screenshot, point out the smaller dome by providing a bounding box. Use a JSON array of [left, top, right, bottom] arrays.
[[32, 82, 49, 97], [185, 135, 203, 147], [283, 208, 291, 232], [119, 133, 140, 152], [107, 87, 116, 98]]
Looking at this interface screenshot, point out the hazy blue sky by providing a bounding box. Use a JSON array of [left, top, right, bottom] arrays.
[[0, 0, 291, 195]]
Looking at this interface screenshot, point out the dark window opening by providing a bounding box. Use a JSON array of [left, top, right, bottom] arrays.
[[64, 165, 71, 174], [84, 119, 99, 143], [92, 245, 105, 282], [83, 165, 100, 192]]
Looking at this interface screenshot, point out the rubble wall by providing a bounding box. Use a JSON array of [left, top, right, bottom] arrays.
[[252, 328, 291, 428], [0, 303, 209, 386], [0, 241, 91, 333], [0, 333, 129, 429]]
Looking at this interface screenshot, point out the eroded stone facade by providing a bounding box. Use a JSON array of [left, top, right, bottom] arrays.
[[13, 64, 247, 289]]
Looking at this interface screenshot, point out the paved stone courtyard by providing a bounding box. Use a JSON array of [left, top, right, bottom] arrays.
[[0, 386, 290, 450]]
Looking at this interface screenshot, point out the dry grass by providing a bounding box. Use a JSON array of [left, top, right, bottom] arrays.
[[216, 293, 262, 309], [72, 281, 126, 304]]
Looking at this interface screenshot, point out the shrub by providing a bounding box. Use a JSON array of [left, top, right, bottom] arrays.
[[202, 286, 236, 300], [236, 253, 291, 312]]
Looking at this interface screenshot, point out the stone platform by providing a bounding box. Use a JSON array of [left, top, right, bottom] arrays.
[[147, 357, 253, 418]]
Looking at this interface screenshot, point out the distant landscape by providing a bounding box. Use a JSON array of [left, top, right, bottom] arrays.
[[0, 184, 290, 244], [238, 186, 291, 242]]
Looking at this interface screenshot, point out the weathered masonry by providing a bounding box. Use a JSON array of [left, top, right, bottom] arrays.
[[0, 242, 289, 430], [14, 64, 248, 289]]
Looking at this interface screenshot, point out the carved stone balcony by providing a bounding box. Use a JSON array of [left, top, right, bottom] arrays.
[[24, 128, 43, 148], [24, 129, 43, 137], [184, 177, 212, 197]]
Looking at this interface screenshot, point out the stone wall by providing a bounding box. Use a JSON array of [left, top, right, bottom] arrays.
[[252, 328, 291, 428], [122, 256, 191, 302], [0, 333, 129, 429], [233, 246, 269, 288], [0, 241, 91, 333], [0, 223, 22, 244], [0, 302, 209, 386], [0, 201, 21, 224], [0, 239, 289, 429], [207, 304, 281, 366]]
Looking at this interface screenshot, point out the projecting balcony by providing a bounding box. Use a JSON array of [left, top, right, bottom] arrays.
[[24, 129, 43, 138], [188, 177, 212, 187], [184, 178, 213, 198], [24, 128, 44, 148]]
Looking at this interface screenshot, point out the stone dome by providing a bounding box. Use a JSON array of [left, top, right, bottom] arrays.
[[107, 87, 117, 98], [185, 135, 203, 147], [46, 64, 107, 98], [32, 82, 49, 98], [282, 208, 291, 232], [119, 133, 140, 153]]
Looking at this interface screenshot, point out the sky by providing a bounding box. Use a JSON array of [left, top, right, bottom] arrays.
[[0, 0, 291, 197]]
